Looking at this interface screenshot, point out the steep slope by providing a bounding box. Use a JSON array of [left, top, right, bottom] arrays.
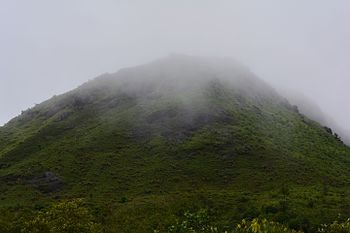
[[0, 55, 350, 232], [281, 88, 350, 146]]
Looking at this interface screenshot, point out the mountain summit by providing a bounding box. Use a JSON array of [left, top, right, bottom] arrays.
[[0, 55, 349, 231]]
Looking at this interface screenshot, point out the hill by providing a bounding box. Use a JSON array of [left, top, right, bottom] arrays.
[[281, 88, 350, 146], [0, 55, 350, 232]]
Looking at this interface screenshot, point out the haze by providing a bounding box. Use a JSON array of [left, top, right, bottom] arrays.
[[1, 0, 349, 133]]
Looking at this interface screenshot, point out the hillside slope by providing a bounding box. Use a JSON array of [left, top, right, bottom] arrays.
[[0, 55, 350, 232], [281, 88, 350, 146]]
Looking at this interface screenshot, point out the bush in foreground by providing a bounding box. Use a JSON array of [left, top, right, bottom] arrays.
[[234, 218, 302, 233], [162, 210, 301, 233], [162, 210, 350, 233], [21, 199, 102, 233], [317, 219, 350, 233], [3, 202, 350, 232]]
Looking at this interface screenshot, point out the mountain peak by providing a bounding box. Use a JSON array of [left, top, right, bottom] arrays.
[[1, 55, 349, 232]]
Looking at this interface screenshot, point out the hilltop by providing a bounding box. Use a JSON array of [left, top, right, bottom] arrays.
[[0, 55, 350, 232]]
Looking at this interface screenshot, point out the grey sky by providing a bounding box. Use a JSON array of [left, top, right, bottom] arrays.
[[1, 1, 349, 129]]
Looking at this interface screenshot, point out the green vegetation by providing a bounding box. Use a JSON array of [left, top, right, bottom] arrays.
[[0, 56, 349, 232], [22, 199, 102, 233], [0, 199, 102, 232], [163, 210, 302, 233], [2, 202, 350, 233], [318, 219, 350, 233]]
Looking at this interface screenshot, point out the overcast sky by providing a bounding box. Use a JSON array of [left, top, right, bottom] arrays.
[[0, 0, 349, 130]]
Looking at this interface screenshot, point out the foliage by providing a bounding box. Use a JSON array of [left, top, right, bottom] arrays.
[[234, 218, 302, 233], [165, 210, 218, 233], [159, 211, 302, 233], [317, 219, 350, 233], [162, 212, 350, 233], [21, 199, 102, 233]]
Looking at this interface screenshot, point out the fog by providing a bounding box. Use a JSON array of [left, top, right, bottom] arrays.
[[1, 1, 349, 136]]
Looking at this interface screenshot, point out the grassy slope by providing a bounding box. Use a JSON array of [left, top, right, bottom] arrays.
[[0, 58, 350, 232]]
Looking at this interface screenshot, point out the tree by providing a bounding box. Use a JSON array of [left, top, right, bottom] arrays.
[[21, 199, 102, 233]]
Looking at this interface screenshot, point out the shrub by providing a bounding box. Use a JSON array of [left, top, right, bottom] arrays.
[[234, 218, 302, 233], [317, 218, 350, 233], [161, 211, 303, 233], [166, 209, 218, 233], [119, 196, 128, 203], [21, 199, 102, 233]]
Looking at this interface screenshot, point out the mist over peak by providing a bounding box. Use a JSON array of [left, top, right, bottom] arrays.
[[1, 0, 349, 132], [280, 88, 350, 146], [75, 54, 281, 105]]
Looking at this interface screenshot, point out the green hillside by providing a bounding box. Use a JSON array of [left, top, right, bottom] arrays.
[[0, 55, 349, 232]]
